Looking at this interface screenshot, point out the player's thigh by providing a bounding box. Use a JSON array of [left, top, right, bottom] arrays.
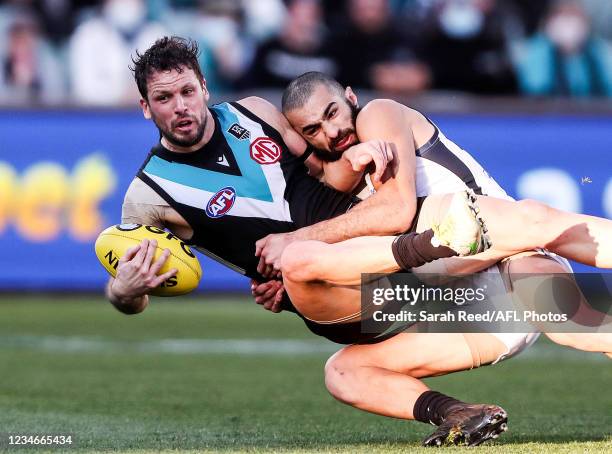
[[327, 332, 508, 379], [284, 278, 362, 323], [504, 252, 612, 351]]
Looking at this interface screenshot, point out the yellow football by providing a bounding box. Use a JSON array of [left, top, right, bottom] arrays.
[[95, 224, 202, 296]]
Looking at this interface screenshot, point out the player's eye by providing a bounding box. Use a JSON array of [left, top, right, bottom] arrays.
[[303, 126, 318, 136], [328, 109, 337, 119], [183, 88, 194, 95], [156, 95, 169, 102]]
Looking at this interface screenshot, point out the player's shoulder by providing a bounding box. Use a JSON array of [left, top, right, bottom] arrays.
[[236, 96, 276, 111], [236, 96, 284, 129], [358, 99, 424, 125], [357, 99, 426, 134], [362, 99, 423, 118]]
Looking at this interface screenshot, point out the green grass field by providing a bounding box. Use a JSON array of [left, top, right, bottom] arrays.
[[0, 296, 610, 453]]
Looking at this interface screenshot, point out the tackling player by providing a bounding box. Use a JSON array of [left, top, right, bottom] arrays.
[[251, 72, 612, 445]]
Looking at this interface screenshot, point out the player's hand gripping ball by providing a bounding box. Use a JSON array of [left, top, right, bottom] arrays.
[[95, 224, 202, 296]]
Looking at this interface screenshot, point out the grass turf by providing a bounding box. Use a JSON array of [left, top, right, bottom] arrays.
[[0, 296, 610, 453]]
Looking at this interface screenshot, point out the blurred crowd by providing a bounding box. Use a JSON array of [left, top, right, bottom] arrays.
[[1, 0, 612, 106]]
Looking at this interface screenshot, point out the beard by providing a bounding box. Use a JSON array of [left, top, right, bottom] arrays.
[[154, 111, 207, 149], [312, 102, 360, 163]]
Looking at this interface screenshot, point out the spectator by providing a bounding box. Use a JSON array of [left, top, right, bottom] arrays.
[[579, 0, 612, 42], [68, 0, 168, 105], [33, 0, 99, 45], [325, 0, 431, 94], [506, 0, 552, 36], [513, 0, 612, 97], [241, 0, 286, 42], [420, 0, 518, 94], [185, 0, 253, 92], [244, 0, 336, 88], [0, 13, 65, 104]]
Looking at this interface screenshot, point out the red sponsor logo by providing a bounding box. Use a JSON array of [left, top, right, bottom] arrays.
[[250, 137, 281, 164]]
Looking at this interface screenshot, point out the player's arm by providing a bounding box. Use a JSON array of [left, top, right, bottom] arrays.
[[106, 180, 177, 315], [320, 139, 394, 192], [255, 100, 423, 276]]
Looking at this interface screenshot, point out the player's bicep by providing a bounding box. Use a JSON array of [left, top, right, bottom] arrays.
[[121, 179, 165, 228], [357, 103, 417, 197]]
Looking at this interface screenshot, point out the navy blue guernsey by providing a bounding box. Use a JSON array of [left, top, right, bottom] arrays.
[[136, 101, 354, 280]]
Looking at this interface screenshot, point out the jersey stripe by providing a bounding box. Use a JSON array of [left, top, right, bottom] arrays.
[[226, 103, 292, 222], [415, 129, 483, 195], [143, 155, 273, 202], [413, 122, 509, 200]]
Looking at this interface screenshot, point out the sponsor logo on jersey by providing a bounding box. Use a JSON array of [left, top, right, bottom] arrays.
[[217, 154, 230, 167], [227, 123, 250, 140], [250, 137, 281, 164], [206, 186, 237, 218]]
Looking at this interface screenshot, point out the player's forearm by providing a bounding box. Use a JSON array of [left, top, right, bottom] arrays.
[[291, 184, 416, 243], [105, 278, 149, 315], [320, 156, 364, 193]]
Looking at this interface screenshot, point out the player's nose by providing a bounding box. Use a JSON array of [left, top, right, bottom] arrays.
[[322, 122, 339, 139], [174, 95, 188, 113]]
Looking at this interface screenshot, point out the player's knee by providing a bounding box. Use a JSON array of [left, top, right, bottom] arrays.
[[517, 199, 553, 226], [515, 199, 556, 246], [324, 351, 361, 405], [281, 241, 324, 283]]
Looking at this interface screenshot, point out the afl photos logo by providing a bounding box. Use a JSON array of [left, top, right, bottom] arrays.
[[206, 187, 237, 218], [250, 137, 281, 164]]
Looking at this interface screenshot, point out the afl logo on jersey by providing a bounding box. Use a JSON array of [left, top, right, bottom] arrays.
[[250, 137, 281, 165], [206, 187, 236, 218]]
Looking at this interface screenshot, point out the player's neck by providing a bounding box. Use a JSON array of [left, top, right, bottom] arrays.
[[161, 110, 215, 153]]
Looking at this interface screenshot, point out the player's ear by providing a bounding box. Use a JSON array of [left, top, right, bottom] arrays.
[[345, 86, 358, 108], [140, 98, 152, 120]]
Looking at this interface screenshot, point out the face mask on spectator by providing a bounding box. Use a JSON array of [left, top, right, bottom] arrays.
[[545, 14, 589, 54], [104, 0, 146, 34], [439, 1, 484, 39]]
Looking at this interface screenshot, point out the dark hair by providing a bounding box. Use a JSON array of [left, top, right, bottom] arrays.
[[130, 36, 203, 100], [282, 71, 345, 113]]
